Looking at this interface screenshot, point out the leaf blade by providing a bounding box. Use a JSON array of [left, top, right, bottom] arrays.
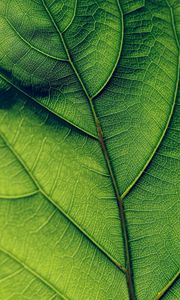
[[0, 0, 179, 299]]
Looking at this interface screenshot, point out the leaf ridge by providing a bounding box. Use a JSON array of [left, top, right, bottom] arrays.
[[0, 130, 126, 274], [122, 0, 145, 15], [0, 190, 39, 199], [0, 247, 69, 300]]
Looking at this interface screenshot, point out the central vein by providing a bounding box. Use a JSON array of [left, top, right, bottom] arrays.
[[42, 0, 136, 299]]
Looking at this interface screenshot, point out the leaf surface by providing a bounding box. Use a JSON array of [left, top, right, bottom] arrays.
[[0, 0, 179, 299]]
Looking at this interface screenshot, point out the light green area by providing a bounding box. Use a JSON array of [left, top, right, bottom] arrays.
[[0, 0, 179, 299]]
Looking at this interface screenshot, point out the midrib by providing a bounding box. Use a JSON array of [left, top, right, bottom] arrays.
[[41, 0, 135, 299]]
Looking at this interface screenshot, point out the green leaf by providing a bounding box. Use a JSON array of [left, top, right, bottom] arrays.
[[0, 0, 179, 299]]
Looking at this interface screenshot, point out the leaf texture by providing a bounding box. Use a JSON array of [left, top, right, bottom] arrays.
[[0, 0, 179, 299]]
